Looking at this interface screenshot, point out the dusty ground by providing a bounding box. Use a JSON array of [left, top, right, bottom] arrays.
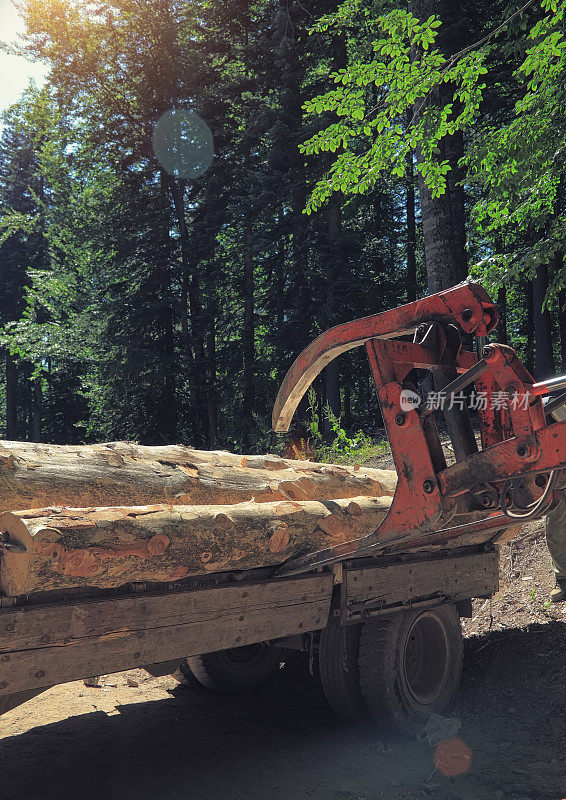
[[2, 521, 566, 800]]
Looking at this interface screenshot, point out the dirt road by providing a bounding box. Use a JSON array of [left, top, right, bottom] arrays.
[[2, 521, 566, 800]]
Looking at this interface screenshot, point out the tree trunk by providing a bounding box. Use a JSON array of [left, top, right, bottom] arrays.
[[525, 281, 535, 376], [5, 355, 18, 440], [290, 169, 310, 355], [343, 367, 352, 428], [0, 440, 396, 513], [242, 217, 255, 445], [0, 495, 392, 595], [324, 193, 342, 420], [24, 364, 33, 442], [181, 265, 202, 439], [558, 287, 566, 373], [31, 380, 41, 443], [497, 286, 508, 345], [323, 34, 347, 421], [411, 0, 468, 292], [168, 174, 207, 443], [154, 174, 177, 444], [406, 149, 417, 302], [282, 0, 310, 358], [446, 130, 467, 280], [206, 301, 218, 448], [415, 141, 462, 292], [532, 264, 555, 380]]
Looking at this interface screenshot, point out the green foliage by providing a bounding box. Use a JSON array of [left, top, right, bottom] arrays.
[[301, 6, 488, 212], [306, 387, 323, 443], [305, 387, 387, 465], [0, 0, 410, 447], [3, 0, 566, 449], [466, 0, 566, 296], [304, 0, 566, 312]]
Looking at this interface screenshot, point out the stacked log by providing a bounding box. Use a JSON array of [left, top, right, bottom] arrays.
[[0, 440, 396, 510], [0, 497, 394, 596], [0, 440, 398, 596]]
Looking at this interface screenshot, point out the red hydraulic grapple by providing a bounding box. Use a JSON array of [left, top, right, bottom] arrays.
[[272, 282, 566, 575]]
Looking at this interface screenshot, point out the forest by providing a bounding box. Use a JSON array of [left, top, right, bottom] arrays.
[[0, 0, 564, 452]]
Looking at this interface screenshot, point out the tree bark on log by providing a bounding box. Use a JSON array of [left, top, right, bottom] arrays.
[[0, 496, 393, 595], [0, 440, 397, 512]]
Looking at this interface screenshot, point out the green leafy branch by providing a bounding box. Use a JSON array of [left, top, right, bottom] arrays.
[[301, 8, 488, 212]]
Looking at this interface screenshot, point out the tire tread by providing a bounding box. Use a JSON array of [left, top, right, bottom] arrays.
[[187, 646, 280, 693], [319, 613, 367, 723], [358, 605, 463, 733]]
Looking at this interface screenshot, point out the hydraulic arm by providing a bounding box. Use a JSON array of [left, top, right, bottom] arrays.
[[272, 282, 566, 575]]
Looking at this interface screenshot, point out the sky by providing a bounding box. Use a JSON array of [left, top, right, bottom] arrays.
[[0, 0, 48, 115]]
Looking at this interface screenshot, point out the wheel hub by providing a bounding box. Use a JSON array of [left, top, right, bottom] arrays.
[[402, 612, 450, 705]]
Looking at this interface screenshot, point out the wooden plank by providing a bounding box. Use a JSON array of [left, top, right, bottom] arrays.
[[0, 574, 331, 651], [343, 551, 498, 621], [0, 574, 332, 695]]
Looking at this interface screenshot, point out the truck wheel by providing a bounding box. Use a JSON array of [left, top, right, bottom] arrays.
[[186, 644, 281, 693], [318, 611, 367, 723], [358, 604, 463, 733]]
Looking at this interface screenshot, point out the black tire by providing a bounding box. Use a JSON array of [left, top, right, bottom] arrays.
[[318, 610, 367, 723], [358, 604, 463, 733], [186, 644, 281, 693], [176, 660, 204, 689]]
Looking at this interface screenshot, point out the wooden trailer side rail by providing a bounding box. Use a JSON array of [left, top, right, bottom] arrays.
[[0, 573, 333, 697], [341, 550, 499, 623]]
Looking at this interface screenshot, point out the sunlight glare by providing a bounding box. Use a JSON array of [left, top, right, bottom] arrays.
[[0, 0, 48, 116], [152, 109, 214, 180]]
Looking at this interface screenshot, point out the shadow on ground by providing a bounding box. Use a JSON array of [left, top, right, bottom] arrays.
[[2, 624, 566, 800]]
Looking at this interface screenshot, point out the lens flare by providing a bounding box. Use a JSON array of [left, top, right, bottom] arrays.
[[433, 737, 472, 777], [152, 109, 213, 179]]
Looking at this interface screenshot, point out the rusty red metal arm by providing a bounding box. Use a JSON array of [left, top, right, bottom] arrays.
[[270, 282, 566, 576], [272, 282, 497, 432], [439, 424, 566, 496]]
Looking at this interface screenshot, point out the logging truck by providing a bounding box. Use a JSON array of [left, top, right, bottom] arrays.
[[1, 282, 565, 732]]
